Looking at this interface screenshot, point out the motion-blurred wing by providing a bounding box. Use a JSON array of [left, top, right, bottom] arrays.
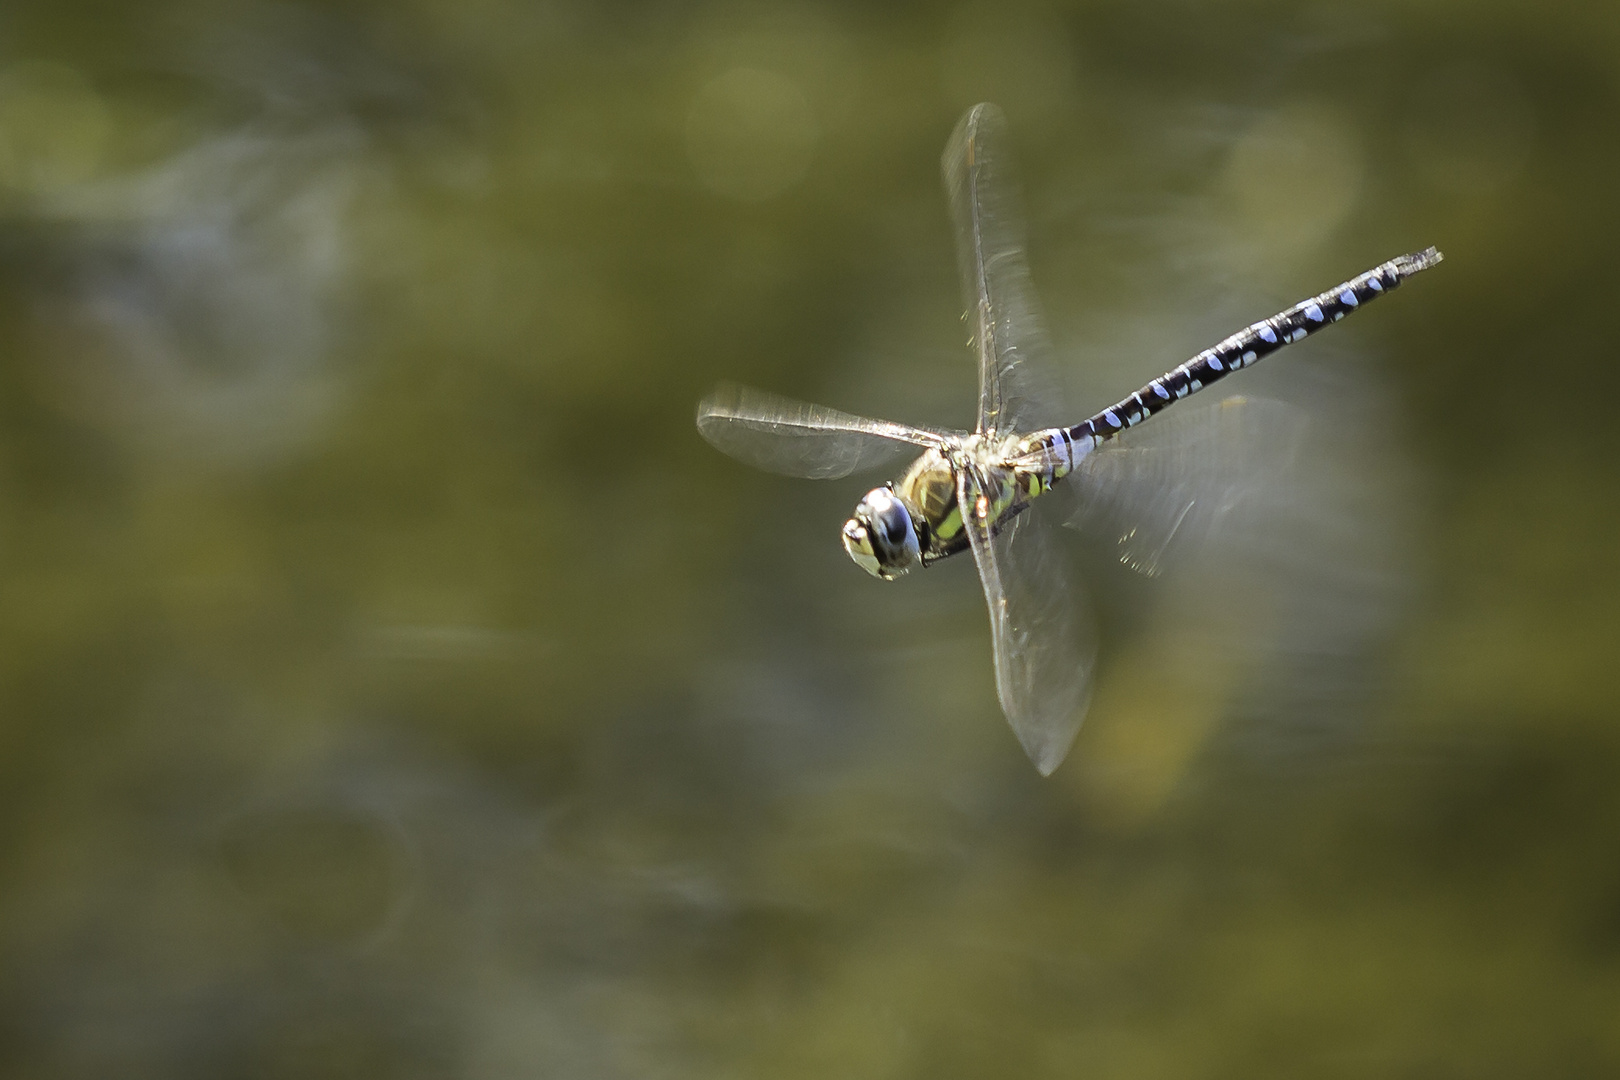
[[1065, 396, 1311, 576], [696, 383, 958, 480], [944, 103, 1065, 437], [961, 468, 1096, 775]]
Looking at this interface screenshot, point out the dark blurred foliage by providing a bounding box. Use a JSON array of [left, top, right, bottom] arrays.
[[0, 1, 1616, 1077]]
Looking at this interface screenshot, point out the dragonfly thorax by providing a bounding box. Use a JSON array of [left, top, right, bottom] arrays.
[[842, 485, 921, 580], [842, 447, 994, 580]]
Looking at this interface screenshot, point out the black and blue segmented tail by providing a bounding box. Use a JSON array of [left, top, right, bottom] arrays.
[[1065, 247, 1442, 452]]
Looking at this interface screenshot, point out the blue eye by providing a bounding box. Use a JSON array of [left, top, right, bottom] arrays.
[[866, 500, 914, 560], [849, 488, 919, 579]]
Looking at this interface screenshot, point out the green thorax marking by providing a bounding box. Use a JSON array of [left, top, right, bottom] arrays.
[[893, 441, 1052, 565]]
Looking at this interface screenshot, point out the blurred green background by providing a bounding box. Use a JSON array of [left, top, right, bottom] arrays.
[[0, 1, 1616, 1077]]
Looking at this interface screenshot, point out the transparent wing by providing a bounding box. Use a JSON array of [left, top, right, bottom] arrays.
[[696, 383, 960, 480], [960, 467, 1096, 775], [944, 103, 1065, 437], [1063, 395, 1312, 576]]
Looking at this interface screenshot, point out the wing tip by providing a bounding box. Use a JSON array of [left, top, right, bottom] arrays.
[[964, 101, 1002, 125], [694, 380, 743, 425], [1026, 733, 1078, 777], [946, 102, 1007, 175], [1012, 703, 1087, 777]]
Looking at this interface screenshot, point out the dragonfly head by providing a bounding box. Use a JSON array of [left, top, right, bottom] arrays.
[[842, 486, 920, 580]]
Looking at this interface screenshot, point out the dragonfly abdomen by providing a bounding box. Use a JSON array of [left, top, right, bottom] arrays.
[[1004, 428, 1075, 499], [1065, 247, 1442, 449]]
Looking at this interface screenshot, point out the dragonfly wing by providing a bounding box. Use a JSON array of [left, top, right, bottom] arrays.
[[696, 383, 959, 480], [961, 468, 1096, 775], [945, 103, 1065, 438], [1064, 396, 1312, 576]]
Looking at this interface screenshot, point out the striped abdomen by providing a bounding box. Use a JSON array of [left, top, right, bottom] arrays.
[[1059, 247, 1441, 454]]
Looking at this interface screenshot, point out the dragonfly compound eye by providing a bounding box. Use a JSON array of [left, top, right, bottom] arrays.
[[844, 488, 919, 580]]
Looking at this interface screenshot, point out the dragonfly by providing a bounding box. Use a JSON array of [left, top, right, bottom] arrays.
[[697, 102, 1441, 775]]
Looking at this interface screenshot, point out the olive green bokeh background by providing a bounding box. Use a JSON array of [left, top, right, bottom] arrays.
[[0, 1, 1616, 1077]]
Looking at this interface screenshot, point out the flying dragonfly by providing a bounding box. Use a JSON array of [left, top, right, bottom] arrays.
[[697, 102, 1441, 775]]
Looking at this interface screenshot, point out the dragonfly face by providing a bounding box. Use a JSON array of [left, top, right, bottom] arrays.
[[842, 485, 921, 580]]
